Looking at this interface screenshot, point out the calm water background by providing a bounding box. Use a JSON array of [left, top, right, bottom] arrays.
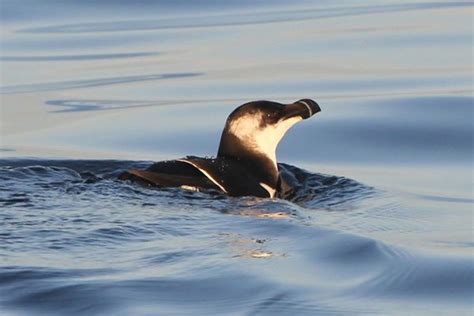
[[1, 1, 473, 315]]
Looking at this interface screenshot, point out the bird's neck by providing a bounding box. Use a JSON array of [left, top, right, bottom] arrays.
[[217, 132, 279, 187]]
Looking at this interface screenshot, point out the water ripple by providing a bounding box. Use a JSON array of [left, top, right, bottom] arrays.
[[1, 159, 472, 315], [45, 99, 162, 113], [0, 72, 204, 94], [19, 2, 473, 33], [0, 52, 159, 62]]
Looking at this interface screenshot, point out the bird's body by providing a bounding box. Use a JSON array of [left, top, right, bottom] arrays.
[[119, 99, 321, 198]]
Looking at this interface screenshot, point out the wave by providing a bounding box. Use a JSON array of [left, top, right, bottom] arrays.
[[0, 159, 373, 208], [1, 159, 472, 315], [19, 2, 473, 33], [0, 73, 203, 94], [1, 222, 472, 315], [0, 52, 159, 62]]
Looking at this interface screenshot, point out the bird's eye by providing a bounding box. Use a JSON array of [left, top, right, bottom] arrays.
[[265, 111, 280, 122]]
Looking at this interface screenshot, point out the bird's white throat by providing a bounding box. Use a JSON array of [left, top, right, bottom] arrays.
[[228, 115, 303, 170]]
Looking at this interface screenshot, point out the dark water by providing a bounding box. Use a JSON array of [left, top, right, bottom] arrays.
[[1, 159, 471, 315], [1, 0, 473, 315]]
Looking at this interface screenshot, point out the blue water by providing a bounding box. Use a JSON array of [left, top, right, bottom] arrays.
[[1, 1, 473, 315]]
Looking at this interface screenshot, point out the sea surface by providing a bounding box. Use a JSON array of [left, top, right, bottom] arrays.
[[1, 1, 473, 315]]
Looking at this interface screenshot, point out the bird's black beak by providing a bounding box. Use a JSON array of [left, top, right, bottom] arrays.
[[282, 99, 321, 120]]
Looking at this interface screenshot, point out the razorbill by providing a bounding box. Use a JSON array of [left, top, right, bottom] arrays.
[[119, 99, 321, 198]]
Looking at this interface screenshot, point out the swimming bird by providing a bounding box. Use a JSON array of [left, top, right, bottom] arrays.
[[119, 99, 321, 198]]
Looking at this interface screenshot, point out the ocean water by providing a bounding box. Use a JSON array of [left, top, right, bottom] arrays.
[[1, 1, 473, 315]]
